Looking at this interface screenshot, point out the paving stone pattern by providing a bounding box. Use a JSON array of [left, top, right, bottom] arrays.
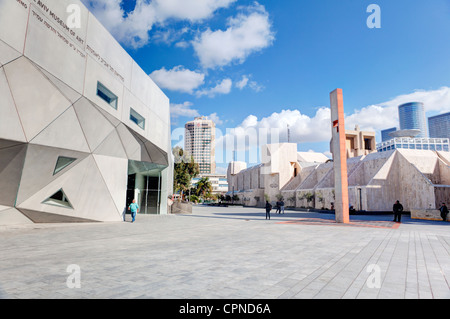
[[0, 206, 449, 299]]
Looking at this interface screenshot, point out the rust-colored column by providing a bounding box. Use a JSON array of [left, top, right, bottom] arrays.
[[330, 89, 349, 224]]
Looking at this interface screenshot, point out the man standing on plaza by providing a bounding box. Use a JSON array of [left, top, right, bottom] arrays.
[[128, 199, 140, 223], [393, 200, 403, 223], [440, 203, 449, 222], [265, 201, 272, 220]]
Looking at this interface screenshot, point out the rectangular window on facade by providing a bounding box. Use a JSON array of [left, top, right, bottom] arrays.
[[130, 108, 146, 130], [97, 82, 118, 109]]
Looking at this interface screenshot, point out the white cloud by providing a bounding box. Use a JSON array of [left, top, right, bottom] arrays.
[[236, 75, 249, 90], [235, 75, 264, 92], [170, 103, 223, 129], [213, 86, 450, 162], [170, 101, 200, 118], [207, 112, 223, 125], [345, 86, 450, 132], [150, 0, 236, 22], [192, 2, 275, 69], [82, 0, 236, 48], [196, 78, 233, 98], [149, 66, 205, 94]]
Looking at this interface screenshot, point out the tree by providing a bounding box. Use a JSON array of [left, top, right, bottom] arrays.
[[195, 177, 212, 199], [173, 147, 199, 200]]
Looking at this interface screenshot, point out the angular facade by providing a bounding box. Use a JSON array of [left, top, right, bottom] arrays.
[[0, 0, 173, 225]]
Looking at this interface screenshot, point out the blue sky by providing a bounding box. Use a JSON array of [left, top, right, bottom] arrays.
[[83, 0, 450, 172]]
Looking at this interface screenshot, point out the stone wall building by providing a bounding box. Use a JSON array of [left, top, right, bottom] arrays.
[[228, 143, 450, 212]]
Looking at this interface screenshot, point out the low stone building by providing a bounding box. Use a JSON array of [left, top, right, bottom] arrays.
[[228, 143, 450, 212]]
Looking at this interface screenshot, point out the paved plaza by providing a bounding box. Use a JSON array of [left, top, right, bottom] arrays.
[[0, 205, 449, 299]]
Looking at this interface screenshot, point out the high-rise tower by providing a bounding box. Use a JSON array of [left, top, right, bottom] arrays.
[[398, 102, 427, 138], [185, 116, 216, 174]]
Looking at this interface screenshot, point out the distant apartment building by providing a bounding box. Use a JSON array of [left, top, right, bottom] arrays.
[[398, 102, 428, 137], [185, 116, 216, 174], [192, 174, 228, 195], [429, 112, 450, 139], [331, 125, 376, 159], [381, 127, 397, 142]]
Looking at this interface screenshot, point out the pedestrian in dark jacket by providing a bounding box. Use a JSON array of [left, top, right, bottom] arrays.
[[440, 203, 449, 221], [265, 201, 272, 220], [393, 200, 403, 223]]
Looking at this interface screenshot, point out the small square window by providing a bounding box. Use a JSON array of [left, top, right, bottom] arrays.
[[97, 82, 118, 110], [130, 108, 145, 130]]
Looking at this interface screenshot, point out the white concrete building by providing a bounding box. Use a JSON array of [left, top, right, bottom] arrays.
[[0, 0, 173, 225]]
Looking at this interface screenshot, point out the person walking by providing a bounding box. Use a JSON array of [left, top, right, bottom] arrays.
[[393, 200, 403, 223], [280, 199, 285, 214], [440, 203, 449, 222], [275, 200, 281, 214], [128, 199, 140, 223], [265, 201, 272, 220]]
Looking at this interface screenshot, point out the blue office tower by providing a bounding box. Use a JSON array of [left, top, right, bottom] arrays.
[[398, 102, 427, 138], [381, 127, 397, 142], [429, 112, 450, 139]]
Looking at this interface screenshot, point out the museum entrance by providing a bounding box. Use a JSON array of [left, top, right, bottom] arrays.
[[127, 160, 166, 215]]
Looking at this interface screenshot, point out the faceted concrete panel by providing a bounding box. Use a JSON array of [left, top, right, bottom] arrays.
[[17, 208, 96, 224], [0, 205, 10, 212], [31, 0, 89, 49], [128, 129, 156, 164], [0, 39, 22, 66], [0, 0, 29, 53], [130, 61, 152, 109], [23, 4, 86, 94], [85, 12, 133, 89], [93, 154, 128, 215], [121, 88, 150, 136], [0, 139, 26, 150], [0, 68, 27, 143], [4, 57, 72, 141], [0, 208, 33, 225], [83, 55, 124, 121], [147, 78, 170, 125], [32, 62, 82, 104], [66, 155, 122, 221], [90, 101, 121, 128], [73, 98, 115, 152], [116, 123, 148, 162], [93, 129, 128, 160], [17, 155, 121, 222], [15, 144, 89, 206], [144, 141, 169, 166], [30, 106, 90, 153], [147, 109, 169, 151], [0, 144, 27, 206]]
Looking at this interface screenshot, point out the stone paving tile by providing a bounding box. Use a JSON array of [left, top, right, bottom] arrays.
[[0, 206, 449, 299]]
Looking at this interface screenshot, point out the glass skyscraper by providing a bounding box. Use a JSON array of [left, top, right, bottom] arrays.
[[381, 127, 397, 142], [429, 112, 450, 139], [398, 102, 428, 138]]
